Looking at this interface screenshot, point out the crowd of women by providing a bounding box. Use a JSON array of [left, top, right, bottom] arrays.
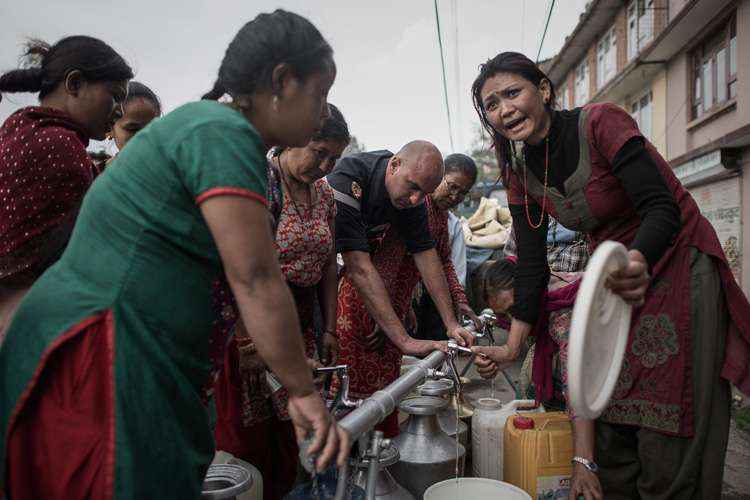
[[0, 8, 749, 500]]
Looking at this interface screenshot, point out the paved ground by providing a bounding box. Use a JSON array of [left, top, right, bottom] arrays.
[[722, 417, 750, 499]]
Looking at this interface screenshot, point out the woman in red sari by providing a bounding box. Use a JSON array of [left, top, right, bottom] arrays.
[[0, 36, 132, 342], [470, 52, 750, 500], [212, 105, 349, 500]]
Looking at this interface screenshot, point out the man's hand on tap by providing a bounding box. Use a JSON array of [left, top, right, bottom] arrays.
[[447, 324, 475, 348], [458, 303, 483, 332]]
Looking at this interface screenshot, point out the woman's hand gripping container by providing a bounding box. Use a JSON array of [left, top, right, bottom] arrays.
[[503, 411, 573, 499]]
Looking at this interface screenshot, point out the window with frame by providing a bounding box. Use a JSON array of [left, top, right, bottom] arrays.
[[630, 91, 653, 141], [597, 27, 617, 88], [575, 60, 589, 107], [691, 14, 737, 120], [628, 0, 654, 61]]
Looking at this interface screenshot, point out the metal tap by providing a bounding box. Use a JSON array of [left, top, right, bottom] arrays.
[[444, 342, 469, 394], [313, 365, 362, 415], [462, 308, 498, 345]]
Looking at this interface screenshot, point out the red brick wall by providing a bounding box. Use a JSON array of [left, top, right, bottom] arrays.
[[654, 0, 669, 36]]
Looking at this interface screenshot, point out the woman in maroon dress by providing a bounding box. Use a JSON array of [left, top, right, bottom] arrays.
[[0, 36, 132, 342], [470, 52, 750, 500], [212, 105, 350, 500]]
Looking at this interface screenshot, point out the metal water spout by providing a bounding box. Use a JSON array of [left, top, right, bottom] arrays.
[[458, 309, 498, 378], [314, 364, 362, 416]]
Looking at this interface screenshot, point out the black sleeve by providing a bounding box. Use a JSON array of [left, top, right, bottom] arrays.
[[327, 159, 370, 253], [611, 137, 682, 269], [509, 203, 550, 325], [334, 202, 370, 253], [394, 203, 435, 254]]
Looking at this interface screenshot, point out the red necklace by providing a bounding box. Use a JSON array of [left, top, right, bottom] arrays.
[[522, 137, 549, 229]]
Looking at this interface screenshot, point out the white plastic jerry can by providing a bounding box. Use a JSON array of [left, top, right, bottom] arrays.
[[471, 398, 541, 480]]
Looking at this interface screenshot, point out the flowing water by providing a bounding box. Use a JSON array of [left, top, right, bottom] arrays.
[[454, 388, 461, 499]]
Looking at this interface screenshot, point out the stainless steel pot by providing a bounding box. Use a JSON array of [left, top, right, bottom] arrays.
[[352, 443, 415, 500], [391, 396, 465, 499]]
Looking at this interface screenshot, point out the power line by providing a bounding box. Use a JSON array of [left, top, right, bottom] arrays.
[[433, 0, 455, 152], [521, 0, 526, 54], [452, 0, 462, 152], [536, 0, 556, 63]]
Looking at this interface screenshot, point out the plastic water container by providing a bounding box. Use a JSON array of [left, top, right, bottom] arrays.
[[503, 412, 573, 499], [424, 477, 531, 500], [471, 398, 539, 480], [211, 451, 262, 500]]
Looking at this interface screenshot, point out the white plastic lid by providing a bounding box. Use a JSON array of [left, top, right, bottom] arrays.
[[568, 241, 632, 419]]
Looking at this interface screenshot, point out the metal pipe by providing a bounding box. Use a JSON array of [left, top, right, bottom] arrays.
[[365, 431, 384, 500], [338, 350, 446, 442]]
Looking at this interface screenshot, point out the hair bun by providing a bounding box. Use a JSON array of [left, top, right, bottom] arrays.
[[0, 67, 45, 98]]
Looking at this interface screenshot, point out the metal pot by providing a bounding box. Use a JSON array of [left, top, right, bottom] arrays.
[[352, 443, 415, 500], [391, 396, 465, 499], [201, 464, 253, 500], [416, 379, 469, 450]]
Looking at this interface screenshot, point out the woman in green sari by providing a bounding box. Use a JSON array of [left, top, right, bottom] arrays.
[[0, 10, 348, 499]]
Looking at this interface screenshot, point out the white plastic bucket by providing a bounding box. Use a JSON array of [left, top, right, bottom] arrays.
[[424, 477, 531, 500]]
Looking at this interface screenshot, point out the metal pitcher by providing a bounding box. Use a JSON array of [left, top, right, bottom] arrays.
[[391, 396, 465, 498], [415, 379, 469, 450], [352, 443, 415, 500]]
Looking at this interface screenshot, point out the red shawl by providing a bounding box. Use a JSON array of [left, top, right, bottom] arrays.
[[0, 106, 92, 284]]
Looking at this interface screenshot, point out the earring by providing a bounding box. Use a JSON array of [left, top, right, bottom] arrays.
[[273, 95, 279, 112]]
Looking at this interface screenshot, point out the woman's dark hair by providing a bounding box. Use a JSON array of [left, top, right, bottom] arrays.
[[0, 36, 133, 103], [471, 52, 556, 173], [202, 9, 333, 101], [483, 258, 517, 302], [312, 103, 349, 144], [125, 81, 161, 115], [444, 153, 478, 184]]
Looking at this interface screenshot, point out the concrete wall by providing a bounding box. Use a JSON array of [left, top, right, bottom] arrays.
[[588, 46, 598, 100], [740, 149, 750, 294], [669, 0, 691, 22], [666, 1, 750, 159], [651, 69, 669, 156]]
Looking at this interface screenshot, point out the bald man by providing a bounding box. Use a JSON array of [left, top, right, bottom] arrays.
[[327, 141, 473, 437]]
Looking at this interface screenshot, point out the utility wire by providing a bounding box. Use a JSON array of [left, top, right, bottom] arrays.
[[434, 0, 455, 152], [536, 0, 556, 63], [452, 0, 462, 152], [453, 0, 464, 153]]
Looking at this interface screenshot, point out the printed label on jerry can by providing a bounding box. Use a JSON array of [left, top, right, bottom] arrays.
[[536, 475, 571, 500]]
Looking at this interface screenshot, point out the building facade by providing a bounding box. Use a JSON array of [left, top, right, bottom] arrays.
[[545, 0, 750, 294]]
